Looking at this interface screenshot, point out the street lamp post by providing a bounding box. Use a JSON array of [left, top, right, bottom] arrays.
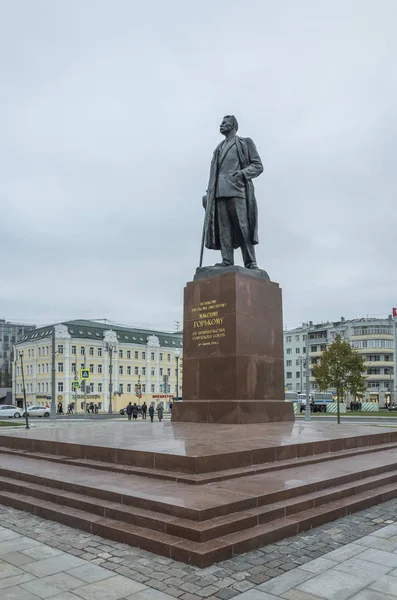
[[105, 343, 117, 414], [19, 352, 30, 430], [51, 326, 57, 418], [305, 330, 311, 422], [175, 349, 181, 400]]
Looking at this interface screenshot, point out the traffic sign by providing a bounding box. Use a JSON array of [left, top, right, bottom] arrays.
[[80, 369, 90, 380], [72, 381, 80, 389]]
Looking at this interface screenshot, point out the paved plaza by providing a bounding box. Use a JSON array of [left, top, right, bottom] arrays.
[[1, 498, 397, 599]]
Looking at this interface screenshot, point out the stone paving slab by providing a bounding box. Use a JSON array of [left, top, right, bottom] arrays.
[[2, 499, 397, 598]]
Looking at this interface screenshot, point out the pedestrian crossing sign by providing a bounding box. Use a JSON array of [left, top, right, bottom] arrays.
[[80, 369, 90, 380], [72, 381, 80, 389]]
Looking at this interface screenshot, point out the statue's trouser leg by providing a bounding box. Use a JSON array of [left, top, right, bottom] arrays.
[[224, 197, 257, 268], [216, 198, 234, 265]]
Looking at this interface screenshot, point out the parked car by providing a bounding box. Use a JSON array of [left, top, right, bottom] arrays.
[[25, 405, 50, 418], [0, 405, 24, 418], [119, 405, 142, 415]]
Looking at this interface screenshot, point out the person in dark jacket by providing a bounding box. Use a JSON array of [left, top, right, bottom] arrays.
[[132, 403, 139, 420], [142, 402, 147, 419], [149, 404, 155, 423], [126, 402, 133, 420], [157, 403, 164, 422]]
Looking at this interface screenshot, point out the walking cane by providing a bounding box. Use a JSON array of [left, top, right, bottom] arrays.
[[199, 195, 207, 268]]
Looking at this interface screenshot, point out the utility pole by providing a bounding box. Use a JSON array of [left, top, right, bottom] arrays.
[[19, 352, 30, 429], [51, 326, 56, 418], [105, 344, 115, 415], [83, 352, 87, 420], [305, 330, 311, 422]]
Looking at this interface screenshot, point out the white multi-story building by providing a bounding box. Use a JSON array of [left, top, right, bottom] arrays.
[[284, 316, 396, 404], [13, 319, 183, 412]]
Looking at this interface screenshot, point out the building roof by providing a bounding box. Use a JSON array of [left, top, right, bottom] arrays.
[[16, 319, 183, 348]]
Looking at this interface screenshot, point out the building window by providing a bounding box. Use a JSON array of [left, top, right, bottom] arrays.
[[296, 372, 300, 378], [296, 348, 300, 354], [98, 348, 102, 357], [286, 372, 292, 379], [160, 353, 163, 361], [311, 346, 317, 352], [58, 345, 64, 354], [57, 382, 64, 392], [127, 351, 131, 359], [81, 347, 85, 355], [160, 368, 163, 376], [46, 363, 49, 373], [46, 346, 49, 355], [295, 335, 300, 341], [151, 368, 155, 376], [167, 354, 171, 361], [38, 348, 41, 357], [89, 364, 94, 374], [142, 384, 146, 393], [286, 349, 292, 355], [28, 349, 31, 358], [135, 367, 139, 375], [151, 352, 155, 361], [71, 363, 76, 373], [286, 336, 292, 343], [119, 350, 123, 359], [58, 363, 64, 373], [119, 366, 124, 375], [98, 364, 103, 374], [167, 368, 171, 377], [98, 383, 102, 392], [38, 364, 41, 374], [127, 366, 131, 375], [119, 384, 124, 393], [142, 352, 146, 360], [127, 384, 132, 393], [46, 382, 48, 392], [142, 367, 146, 376], [89, 347, 94, 356], [72, 346, 76, 355], [134, 351, 138, 359], [151, 384, 155, 393]]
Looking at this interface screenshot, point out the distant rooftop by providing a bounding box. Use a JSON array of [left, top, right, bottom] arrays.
[[16, 319, 183, 348]]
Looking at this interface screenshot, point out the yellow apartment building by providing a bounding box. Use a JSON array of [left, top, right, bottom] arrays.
[[12, 319, 183, 412]]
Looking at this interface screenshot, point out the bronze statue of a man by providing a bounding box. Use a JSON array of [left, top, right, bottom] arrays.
[[203, 115, 263, 269]]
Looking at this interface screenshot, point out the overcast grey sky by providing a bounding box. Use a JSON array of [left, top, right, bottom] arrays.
[[1, 0, 396, 331]]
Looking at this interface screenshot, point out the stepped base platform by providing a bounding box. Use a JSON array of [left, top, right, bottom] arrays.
[[1, 421, 397, 567]]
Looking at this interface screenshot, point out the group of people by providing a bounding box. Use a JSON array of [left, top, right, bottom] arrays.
[[349, 401, 362, 411], [126, 401, 165, 422]]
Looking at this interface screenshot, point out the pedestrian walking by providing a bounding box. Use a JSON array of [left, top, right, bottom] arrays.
[[149, 404, 154, 423], [142, 402, 147, 419], [157, 403, 164, 422], [132, 403, 139, 420], [126, 402, 133, 421]]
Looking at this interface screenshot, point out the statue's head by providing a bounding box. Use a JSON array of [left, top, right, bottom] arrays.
[[220, 115, 238, 136]]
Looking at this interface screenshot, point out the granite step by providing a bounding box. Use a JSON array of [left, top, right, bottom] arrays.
[[0, 466, 396, 543], [1, 476, 397, 567], [2, 439, 397, 484], [2, 449, 397, 522]]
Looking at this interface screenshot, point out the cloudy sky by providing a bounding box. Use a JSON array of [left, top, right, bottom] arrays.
[[1, 0, 396, 332]]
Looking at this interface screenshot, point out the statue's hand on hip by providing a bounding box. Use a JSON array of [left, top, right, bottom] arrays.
[[202, 194, 207, 210]]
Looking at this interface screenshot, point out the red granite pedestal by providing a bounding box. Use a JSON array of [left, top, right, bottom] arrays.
[[172, 270, 294, 423]]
